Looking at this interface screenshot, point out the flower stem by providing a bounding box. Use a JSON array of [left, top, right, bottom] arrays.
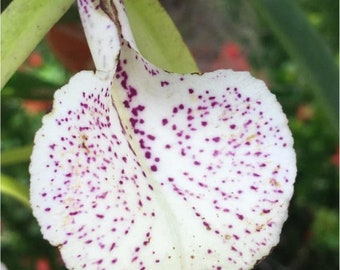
[[1, 0, 74, 89]]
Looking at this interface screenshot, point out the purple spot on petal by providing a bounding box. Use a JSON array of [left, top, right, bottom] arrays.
[[236, 213, 244, 220], [212, 137, 220, 143], [162, 118, 168, 125]]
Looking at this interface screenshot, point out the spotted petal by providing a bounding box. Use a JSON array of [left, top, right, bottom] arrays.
[[112, 41, 296, 269], [30, 0, 296, 270], [30, 71, 182, 269]]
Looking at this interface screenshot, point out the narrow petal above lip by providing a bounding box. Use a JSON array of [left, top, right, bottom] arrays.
[[78, 0, 140, 72], [78, 0, 120, 72]]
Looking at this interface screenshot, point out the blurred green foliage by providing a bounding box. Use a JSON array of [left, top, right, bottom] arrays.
[[250, 0, 339, 269], [1, 0, 338, 269], [1, 41, 68, 269]]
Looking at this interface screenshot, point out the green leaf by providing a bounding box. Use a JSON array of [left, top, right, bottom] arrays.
[[1, 174, 30, 207], [124, 0, 199, 73], [3, 72, 60, 100], [251, 0, 339, 130], [1, 0, 74, 89], [311, 208, 339, 250], [1, 145, 33, 166]]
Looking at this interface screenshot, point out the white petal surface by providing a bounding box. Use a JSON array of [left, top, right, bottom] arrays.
[[30, 1, 296, 269], [111, 41, 296, 269], [78, 0, 120, 71], [30, 71, 185, 269]]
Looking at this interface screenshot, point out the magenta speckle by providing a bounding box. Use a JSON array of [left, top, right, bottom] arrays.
[[162, 118, 168, 125], [236, 214, 244, 220], [147, 134, 155, 140], [145, 151, 151, 159], [160, 81, 169, 87], [212, 137, 220, 143]]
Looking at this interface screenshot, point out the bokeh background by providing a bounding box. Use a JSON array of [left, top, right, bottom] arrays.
[[1, 0, 339, 269]]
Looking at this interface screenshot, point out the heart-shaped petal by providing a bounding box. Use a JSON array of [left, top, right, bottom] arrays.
[[30, 0, 296, 269]]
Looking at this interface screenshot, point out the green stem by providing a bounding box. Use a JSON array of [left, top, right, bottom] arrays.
[[1, 0, 74, 89], [1, 174, 30, 208], [1, 145, 33, 166]]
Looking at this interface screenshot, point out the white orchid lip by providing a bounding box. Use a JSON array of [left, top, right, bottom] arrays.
[[30, 0, 296, 270]]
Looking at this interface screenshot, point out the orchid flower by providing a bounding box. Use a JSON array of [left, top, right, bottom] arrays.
[[29, 1, 296, 269]]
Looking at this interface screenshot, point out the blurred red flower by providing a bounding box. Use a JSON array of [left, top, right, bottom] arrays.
[[331, 147, 339, 167], [28, 52, 44, 68], [46, 23, 94, 72], [22, 100, 52, 114], [211, 41, 250, 71], [296, 104, 315, 122], [35, 258, 51, 270]]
